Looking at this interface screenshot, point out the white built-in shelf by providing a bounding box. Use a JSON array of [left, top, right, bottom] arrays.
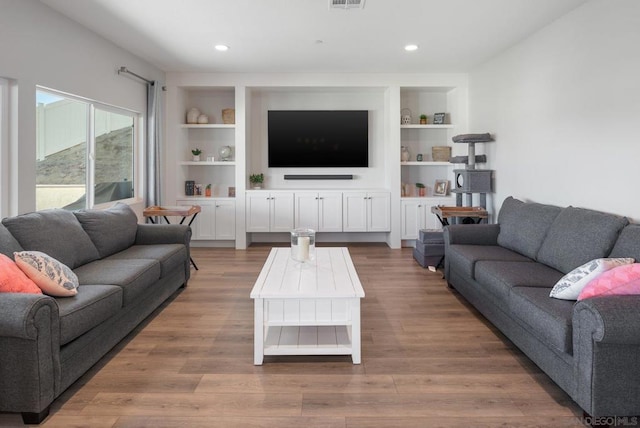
[[401, 124, 454, 129], [179, 161, 236, 166], [180, 124, 235, 129], [401, 161, 451, 166]]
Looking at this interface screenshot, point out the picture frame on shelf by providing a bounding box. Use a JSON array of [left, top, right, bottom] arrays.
[[433, 112, 446, 124], [434, 179, 449, 196]]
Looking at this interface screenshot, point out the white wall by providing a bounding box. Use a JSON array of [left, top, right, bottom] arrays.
[[0, 0, 164, 216], [468, 0, 640, 222]]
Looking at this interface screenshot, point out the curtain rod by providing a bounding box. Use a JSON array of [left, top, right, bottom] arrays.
[[118, 66, 154, 85]]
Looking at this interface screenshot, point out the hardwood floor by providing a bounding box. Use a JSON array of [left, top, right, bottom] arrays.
[[0, 245, 586, 427]]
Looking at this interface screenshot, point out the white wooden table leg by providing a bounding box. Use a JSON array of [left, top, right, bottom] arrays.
[[351, 299, 361, 364], [254, 298, 264, 365]]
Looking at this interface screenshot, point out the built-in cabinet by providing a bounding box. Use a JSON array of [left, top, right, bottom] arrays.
[[176, 198, 236, 240], [342, 192, 391, 232], [246, 191, 390, 234], [246, 192, 295, 232], [294, 192, 343, 232], [400, 197, 455, 240]]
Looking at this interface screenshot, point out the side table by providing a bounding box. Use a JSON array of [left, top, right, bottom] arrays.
[[143, 205, 201, 270]]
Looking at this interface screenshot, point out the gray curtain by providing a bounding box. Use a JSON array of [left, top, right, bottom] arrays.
[[145, 82, 162, 208]]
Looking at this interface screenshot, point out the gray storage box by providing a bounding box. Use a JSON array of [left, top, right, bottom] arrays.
[[414, 230, 445, 268], [413, 246, 444, 268]]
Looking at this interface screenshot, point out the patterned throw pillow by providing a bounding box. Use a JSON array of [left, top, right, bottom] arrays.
[[578, 263, 640, 300], [549, 258, 634, 300], [0, 254, 42, 294], [14, 251, 79, 297]]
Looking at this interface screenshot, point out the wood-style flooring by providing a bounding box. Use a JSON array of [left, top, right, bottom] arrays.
[[0, 245, 586, 427]]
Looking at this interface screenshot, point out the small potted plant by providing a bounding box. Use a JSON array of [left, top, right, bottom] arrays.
[[191, 148, 202, 161], [419, 114, 427, 125], [415, 182, 426, 197], [205, 184, 212, 197], [249, 173, 264, 189]]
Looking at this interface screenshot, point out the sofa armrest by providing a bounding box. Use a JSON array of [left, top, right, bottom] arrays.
[[135, 223, 192, 246], [573, 295, 640, 416], [574, 296, 640, 345], [0, 294, 58, 339], [444, 224, 500, 246], [0, 294, 60, 415]]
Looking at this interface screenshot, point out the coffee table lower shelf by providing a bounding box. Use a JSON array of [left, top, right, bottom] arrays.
[[263, 325, 354, 357]]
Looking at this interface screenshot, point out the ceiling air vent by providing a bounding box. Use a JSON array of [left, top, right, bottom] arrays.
[[329, 0, 366, 10]]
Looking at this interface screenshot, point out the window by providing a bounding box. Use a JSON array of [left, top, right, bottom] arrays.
[[36, 89, 138, 210]]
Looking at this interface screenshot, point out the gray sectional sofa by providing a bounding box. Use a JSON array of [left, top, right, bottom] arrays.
[[444, 196, 640, 418], [0, 203, 191, 424]]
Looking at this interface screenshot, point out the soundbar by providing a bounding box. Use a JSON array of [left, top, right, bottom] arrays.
[[284, 174, 354, 180]]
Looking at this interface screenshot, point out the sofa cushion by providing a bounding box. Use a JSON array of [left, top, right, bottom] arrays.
[[0, 223, 23, 258], [578, 264, 640, 300], [497, 196, 562, 260], [105, 244, 187, 278], [610, 224, 640, 261], [447, 244, 532, 279], [56, 284, 123, 345], [536, 207, 629, 274], [14, 251, 79, 297], [74, 202, 138, 259], [475, 261, 563, 301], [74, 259, 161, 306], [550, 258, 635, 300], [509, 286, 575, 354], [0, 254, 42, 294], [2, 209, 99, 269]]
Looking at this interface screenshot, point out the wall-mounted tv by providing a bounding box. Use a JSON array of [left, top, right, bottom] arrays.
[[268, 110, 368, 168]]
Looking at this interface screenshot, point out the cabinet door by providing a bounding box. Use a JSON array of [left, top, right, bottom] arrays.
[[318, 192, 343, 232], [367, 192, 391, 232], [401, 200, 424, 240], [195, 201, 217, 240], [214, 200, 236, 240], [342, 192, 368, 232], [294, 192, 319, 230], [270, 192, 295, 232], [246, 193, 271, 232]]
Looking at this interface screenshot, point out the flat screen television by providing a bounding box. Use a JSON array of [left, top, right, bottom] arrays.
[[268, 110, 368, 167]]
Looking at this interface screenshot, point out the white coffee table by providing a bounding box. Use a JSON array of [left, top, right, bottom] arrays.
[[250, 247, 365, 365]]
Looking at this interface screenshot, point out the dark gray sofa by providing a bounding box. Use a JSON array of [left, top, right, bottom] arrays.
[[444, 196, 640, 418], [0, 203, 191, 424]]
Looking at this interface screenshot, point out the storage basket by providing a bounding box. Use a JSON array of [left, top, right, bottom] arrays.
[[222, 108, 235, 124], [432, 146, 452, 162]]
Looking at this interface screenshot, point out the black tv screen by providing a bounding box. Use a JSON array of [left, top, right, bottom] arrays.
[[268, 110, 368, 167]]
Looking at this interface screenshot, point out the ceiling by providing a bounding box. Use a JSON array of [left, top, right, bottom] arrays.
[[40, 0, 588, 74]]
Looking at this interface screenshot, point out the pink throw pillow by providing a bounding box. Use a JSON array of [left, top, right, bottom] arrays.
[[578, 263, 640, 300], [0, 253, 42, 294]]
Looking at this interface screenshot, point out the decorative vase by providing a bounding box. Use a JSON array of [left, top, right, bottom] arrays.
[[186, 108, 200, 124], [418, 187, 426, 197], [192, 155, 200, 162], [420, 117, 427, 125], [205, 187, 212, 197], [401, 146, 410, 162], [197, 114, 209, 124]]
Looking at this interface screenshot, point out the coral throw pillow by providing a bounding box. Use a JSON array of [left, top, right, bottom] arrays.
[[578, 263, 640, 300], [14, 251, 79, 297], [549, 258, 635, 300], [0, 254, 42, 294]]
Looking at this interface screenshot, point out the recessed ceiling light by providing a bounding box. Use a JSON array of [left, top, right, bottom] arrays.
[[404, 44, 418, 52], [215, 45, 229, 52]]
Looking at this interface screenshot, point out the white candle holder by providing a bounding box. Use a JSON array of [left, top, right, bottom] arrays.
[[290, 228, 315, 263]]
